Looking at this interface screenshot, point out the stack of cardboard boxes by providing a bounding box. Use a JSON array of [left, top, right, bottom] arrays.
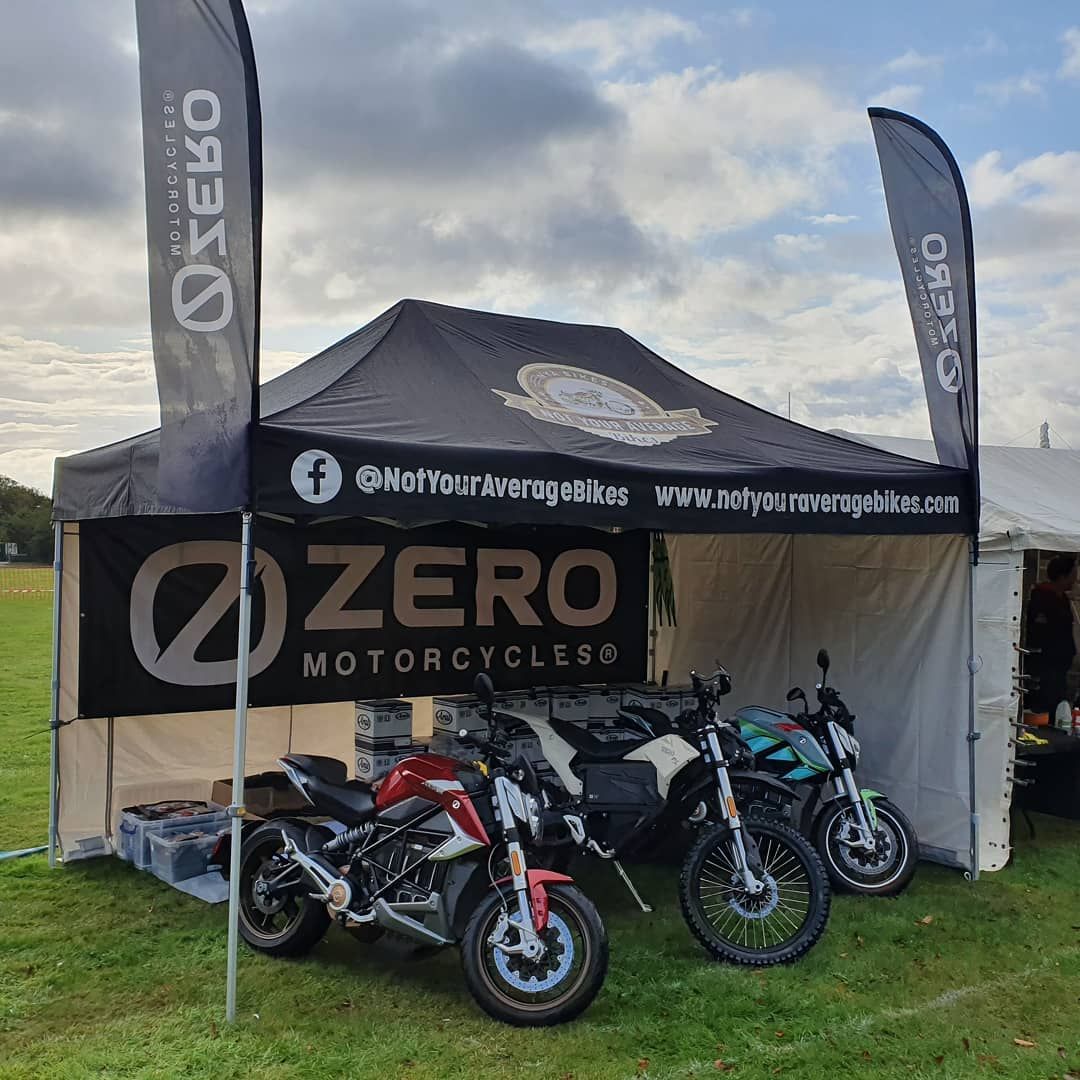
[[355, 682, 700, 786], [354, 699, 422, 782]]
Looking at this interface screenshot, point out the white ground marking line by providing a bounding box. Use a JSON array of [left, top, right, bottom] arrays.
[[746, 946, 1080, 1057]]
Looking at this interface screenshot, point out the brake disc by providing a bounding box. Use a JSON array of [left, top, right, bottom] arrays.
[[493, 913, 574, 992]]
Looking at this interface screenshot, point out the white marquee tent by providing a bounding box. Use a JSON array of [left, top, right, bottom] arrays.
[[835, 432, 1080, 870]]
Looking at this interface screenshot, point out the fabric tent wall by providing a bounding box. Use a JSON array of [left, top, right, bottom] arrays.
[[655, 533, 980, 870]]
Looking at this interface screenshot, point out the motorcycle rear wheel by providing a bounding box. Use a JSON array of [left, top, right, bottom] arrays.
[[237, 823, 330, 957], [815, 798, 918, 896], [680, 820, 830, 966], [461, 883, 608, 1026]]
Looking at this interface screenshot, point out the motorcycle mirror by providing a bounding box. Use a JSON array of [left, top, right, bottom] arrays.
[[473, 672, 495, 708], [785, 686, 806, 703], [816, 648, 830, 678]]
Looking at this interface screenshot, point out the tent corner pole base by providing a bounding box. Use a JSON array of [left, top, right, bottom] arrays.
[[47, 521, 63, 870], [226, 511, 256, 1024]]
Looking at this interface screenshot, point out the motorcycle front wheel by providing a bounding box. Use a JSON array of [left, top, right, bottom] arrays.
[[460, 883, 608, 1026], [679, 820, 830, 966], [815, 797, 918, 896]]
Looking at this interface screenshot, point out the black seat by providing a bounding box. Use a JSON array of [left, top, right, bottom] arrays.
[[281, 754, 376, 824], [281, 754, 348, 785], [548, 718, 647, 764]]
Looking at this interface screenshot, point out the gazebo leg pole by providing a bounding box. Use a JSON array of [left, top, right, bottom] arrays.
[[966, 539, 981, 882], [47, 521, 63, 869], [226, 511, 256, 1023]]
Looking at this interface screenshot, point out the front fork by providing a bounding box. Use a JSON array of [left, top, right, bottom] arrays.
[[705, 729, 766, 896], [491, 776, 545, 961], [835, 768, 878, 851]]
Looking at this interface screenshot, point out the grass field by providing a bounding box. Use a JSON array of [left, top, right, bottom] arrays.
[[1, 598, 1079, 1079]]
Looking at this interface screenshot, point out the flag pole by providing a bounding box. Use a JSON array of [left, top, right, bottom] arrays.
[[225, 510, 255, 1022]]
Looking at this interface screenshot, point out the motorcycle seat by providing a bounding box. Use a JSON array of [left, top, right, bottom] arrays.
[[548, 718, 646, 763], [281, 753, 348, 785], [281, 754, 376, 824]]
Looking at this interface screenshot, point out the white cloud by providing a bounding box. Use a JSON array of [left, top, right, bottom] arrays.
[[527, 10, 699, 71], [869, 83, 923, 109], [773, 233, 824, 256], [976, 72, 1046, 104], [1061, 27, 1080, 79], [602, 67, 863, 238], [806, 213, 858, 225], [884, 49, 941, 74]]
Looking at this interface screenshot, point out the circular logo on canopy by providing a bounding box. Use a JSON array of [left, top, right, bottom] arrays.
[[291, 450, 342, 503], [493, 364, 716, 447]]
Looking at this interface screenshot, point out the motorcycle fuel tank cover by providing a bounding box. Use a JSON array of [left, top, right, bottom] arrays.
[[375, 753, 491, 847], [735, 707, 832, 778]]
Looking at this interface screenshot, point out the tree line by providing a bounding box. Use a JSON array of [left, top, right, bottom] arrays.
[[0, 475, 52, 564]]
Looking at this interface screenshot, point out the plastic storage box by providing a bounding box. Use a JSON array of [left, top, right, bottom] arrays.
[[148, 828, 226, 884], [117, 803, 228, 870]]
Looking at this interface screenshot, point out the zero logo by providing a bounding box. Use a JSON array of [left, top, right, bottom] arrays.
[[129, 541, 287, 686], [936, 348, 962, 394], [171, 264, 234, 332]]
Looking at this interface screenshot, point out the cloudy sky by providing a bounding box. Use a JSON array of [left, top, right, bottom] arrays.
[[2, 0, 1079, 493]]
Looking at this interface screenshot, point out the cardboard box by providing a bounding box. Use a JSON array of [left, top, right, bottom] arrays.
[[587, 686, 623, 721], [621, 684, 684, 720], [354, 731, 413, 750], [211, 773, 309, 818], [354, 744, 423, 782], [550, 686, 590, 724], [428, 732, 478, 763], [432, 695, 483, 734], [355, 699, 413, 741]]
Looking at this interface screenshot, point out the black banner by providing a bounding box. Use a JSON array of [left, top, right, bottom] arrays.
[[256, 427, 973, 536], [77, 516, 648, 718], [135, 0, 262, 511], [869, 108, 979, 525]]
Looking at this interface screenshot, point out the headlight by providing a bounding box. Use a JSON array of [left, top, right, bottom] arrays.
[[523, 792, 543, 841]]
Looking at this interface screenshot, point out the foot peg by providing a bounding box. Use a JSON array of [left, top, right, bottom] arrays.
[[613, 859, 653, 913]]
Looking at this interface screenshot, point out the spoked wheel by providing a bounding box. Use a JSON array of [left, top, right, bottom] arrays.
[[237, 823, 330, 957], [461, 884, 607, 1026], [815, 798, 918, 896], [680, 820, 830, 966]]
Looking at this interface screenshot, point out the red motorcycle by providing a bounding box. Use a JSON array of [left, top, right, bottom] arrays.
[[231, 675, 608, 1026]]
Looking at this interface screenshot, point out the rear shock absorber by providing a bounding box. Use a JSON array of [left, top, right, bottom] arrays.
[[323, 825, 367, 853]]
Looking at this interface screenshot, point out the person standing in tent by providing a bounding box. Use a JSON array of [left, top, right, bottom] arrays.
[[1027, 555, 1079, 724]]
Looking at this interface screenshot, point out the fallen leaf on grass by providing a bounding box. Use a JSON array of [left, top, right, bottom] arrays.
[[713, 1062, 733, 1072], [775, 1031, 785, 1039], [917, 915, 934, 926], [1013, 1038, 1036, 1048], [856, 935, 865, 949], [861, 1051, 872, 1063], [637, 1059, 649, 1074], [933, 1056, 944, 1066], [1059, 1047, 1067, 1059], [209, 1021, 218, 1040], [976, 1054, 997, 1066], [962, 1037, 971, 1053]]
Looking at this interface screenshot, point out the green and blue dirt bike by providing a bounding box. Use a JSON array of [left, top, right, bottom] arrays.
[[735, 648, 919, 896]]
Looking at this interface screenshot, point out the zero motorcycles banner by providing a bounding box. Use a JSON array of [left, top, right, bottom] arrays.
[[869, 108, 979, 522], [135, 0, 262, 511], [77, 517, 649, 718]]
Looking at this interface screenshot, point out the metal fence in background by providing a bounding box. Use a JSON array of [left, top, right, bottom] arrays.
[[0, 566, 54, 599]]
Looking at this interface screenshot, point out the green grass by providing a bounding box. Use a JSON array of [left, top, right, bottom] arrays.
[[1, 599, 1079, 1079]]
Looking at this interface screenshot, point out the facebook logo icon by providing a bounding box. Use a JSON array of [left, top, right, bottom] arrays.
[[290, 449, 342, 504]]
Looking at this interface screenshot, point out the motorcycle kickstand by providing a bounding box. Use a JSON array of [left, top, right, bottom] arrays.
[[613, 859, 653, 913]]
